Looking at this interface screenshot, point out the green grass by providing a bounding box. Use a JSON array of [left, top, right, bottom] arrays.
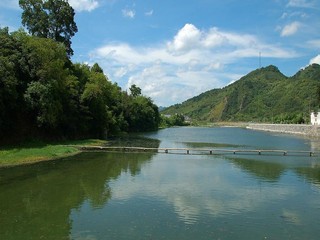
[[0, 139, 107, 167]]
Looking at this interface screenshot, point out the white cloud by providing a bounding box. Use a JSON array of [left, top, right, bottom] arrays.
[[167, 23, 202, 53], [287, 0, 316, 8], [202, 27, 226, 48], [145, 10, 153, 16], [122, 8, 135, 18], [307, 39, 320, 48], [125, 64, 227, 106], [91, 23, 297, 106], [281, 21, 301, 36], [281, 11, 308, 20], [69, 0, 99, 12], [114, 67, 128, 78], [166, 24, 259, 54], [309, 54, 320, 65]]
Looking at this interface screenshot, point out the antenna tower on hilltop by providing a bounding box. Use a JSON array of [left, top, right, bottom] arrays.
[[259, 52, 261, 69]]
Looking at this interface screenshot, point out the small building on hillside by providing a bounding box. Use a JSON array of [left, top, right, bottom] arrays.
[[311, 111, 320, 125]]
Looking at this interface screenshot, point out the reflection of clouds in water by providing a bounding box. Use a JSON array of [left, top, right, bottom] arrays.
[[170, 195, 199, 224], [311, 183, 320, 193], [310, 138, 320, 152], [281, 210, 301, 225], [109, 156, 296, 224]]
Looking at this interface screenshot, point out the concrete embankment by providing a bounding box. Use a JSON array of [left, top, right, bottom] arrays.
[[247, 123, 320, 137]]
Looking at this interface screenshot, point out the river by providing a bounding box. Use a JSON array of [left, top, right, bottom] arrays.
[[1, 127, 320, 239]]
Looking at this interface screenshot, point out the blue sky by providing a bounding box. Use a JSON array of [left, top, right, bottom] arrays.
[[1, 0, 320, 106]]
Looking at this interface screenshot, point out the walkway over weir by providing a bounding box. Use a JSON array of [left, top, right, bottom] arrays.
[[76, 146, 319, 157]]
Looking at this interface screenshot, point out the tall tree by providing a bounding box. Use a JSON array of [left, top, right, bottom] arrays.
[[23, 36, 70, 129], [129, 84, 141, 97], [19, 0, 78, 57], [0, 28, 20, 138]]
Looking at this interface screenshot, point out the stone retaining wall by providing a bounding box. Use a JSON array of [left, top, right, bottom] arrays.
[[246, 124, 320, 137]]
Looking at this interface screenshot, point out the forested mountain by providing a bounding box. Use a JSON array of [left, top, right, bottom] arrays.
[[162, 64, 320, 123]]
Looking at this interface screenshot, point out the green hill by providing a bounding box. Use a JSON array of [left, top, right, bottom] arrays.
[[162, 64, 320, 123]]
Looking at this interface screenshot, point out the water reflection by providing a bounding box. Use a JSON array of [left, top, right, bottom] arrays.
[[105, 154, 296, 225], [280, 209, 301, 225], [295, 165, 320, 185], [1, 128, 320, 240], [0, 152, 156, 240], [182, 141, 246, 149], [229, 157, 285, 181], [310, 138, 320, 152], [107, 135, 160, 148]]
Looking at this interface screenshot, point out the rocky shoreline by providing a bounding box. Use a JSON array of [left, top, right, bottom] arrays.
[[246, 123, 320, 137]]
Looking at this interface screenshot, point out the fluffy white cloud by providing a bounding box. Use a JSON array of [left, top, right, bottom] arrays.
[[122, 8, 135, 18], [309, 54, 320, 65], [167, 24, 260, 54], [69, 0, 99, 12], [125, 64, 230, 106], [91, 23, 297, 106], [167, 23, 202, 53], [95, 24, 293, 65], [281, 21, 301, 36]]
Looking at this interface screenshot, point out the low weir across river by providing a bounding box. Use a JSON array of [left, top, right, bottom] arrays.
[[77, 145, 319, 157]]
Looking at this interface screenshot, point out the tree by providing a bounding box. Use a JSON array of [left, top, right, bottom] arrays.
[[159, 114, 187, 127], [19, 0, 78, 56], [129, 84, 141, 97], [126, 96, 160, 132], [81, 70, 116, 138], [317, 85, 320, 108], [171, 113, 185, 126], [22, 36, 71, 130], [91, 63, 104, 74], [0, 27, 32, 142]]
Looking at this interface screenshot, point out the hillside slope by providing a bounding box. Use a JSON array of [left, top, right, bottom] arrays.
[[162, 64, 320, 123]]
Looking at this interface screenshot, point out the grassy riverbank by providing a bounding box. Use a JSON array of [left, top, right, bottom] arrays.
[[0, 139, 107, 168]]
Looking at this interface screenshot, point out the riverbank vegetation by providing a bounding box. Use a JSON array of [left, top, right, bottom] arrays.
[[159, 113, 190, 128], [0, 139, 107, 167], [0, 0, 160, 145]]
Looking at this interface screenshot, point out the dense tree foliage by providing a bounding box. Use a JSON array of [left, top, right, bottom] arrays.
[[0, 28, 159, 143], [163, 65, 320, 123], [19, 0, 78, 56], [160, 114, 189, 128]]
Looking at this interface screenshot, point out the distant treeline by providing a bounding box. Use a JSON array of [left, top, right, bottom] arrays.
[[160, 114, 190, 128], [0, 28, 160, 143]]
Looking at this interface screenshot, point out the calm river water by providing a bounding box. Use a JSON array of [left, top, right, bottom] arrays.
[[1, 127, 320, 240]]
